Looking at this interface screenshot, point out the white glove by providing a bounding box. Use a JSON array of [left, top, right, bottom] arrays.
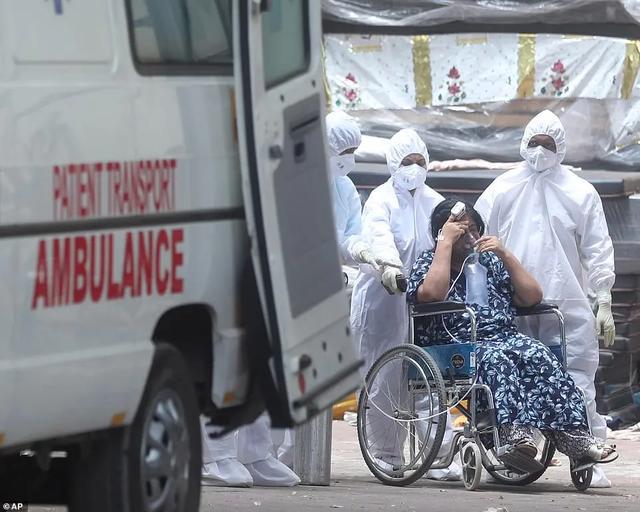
[[596, 290, 615, 348], [375, 256, 403, 269], [352, 245, 380, 272], [381, 266, 405, 295]]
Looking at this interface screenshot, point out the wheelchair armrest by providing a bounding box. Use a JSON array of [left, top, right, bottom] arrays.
[[410, 301, 467, 318], [515, 302, 558, 317]]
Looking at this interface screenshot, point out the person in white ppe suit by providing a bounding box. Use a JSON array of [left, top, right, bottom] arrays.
[[350, 128, 461, 481], [475, 110, 616, 488], [200, 414, 299, 487], [326, 111, 380, 270]]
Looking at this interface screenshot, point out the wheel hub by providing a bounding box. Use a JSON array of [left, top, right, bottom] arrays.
[[140, 389, 190, 511]]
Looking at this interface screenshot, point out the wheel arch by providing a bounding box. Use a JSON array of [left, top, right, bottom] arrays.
[[151, 303, 216, 413]]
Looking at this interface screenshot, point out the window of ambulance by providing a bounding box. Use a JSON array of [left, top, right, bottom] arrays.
[[127, 0, 232, 74], [261, 0, 310, 87]]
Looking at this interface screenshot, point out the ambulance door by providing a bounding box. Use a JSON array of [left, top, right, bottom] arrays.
[[233, 0, 361, 424]]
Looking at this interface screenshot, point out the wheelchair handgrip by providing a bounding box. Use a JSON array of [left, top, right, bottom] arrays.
[[515, 302, 558, 317]]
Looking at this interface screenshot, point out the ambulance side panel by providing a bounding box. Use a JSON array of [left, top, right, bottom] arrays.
[[0, 0, 244, 447]]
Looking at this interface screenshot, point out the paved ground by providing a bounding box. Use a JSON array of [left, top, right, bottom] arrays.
[[201, 421, 640, 512], [26, 421, 640, 511]]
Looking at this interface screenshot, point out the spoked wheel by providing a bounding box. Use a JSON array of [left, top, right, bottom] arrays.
[[571, 466, 593, 491], [484, 432, 555, 486], [461, 442, 483, 490], [357, 344, 447, 486]]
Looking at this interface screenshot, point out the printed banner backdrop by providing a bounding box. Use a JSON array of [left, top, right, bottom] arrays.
[[324, 33, 635, 108], [429, 34, 519, 106], [323, 32, 640, 167], [324, 34, 415, 110], [534, 35, 627, 99]]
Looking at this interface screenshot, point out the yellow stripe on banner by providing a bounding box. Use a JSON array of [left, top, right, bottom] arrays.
[[350, 43, 383, 54], [412, 35, 432, 107], [517, 34, 536, 98], [456, 34, 488, 47], [622, 41, 640, 100]]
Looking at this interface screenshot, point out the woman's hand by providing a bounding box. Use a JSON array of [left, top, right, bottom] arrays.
[[439, 216, 468, 245], [474, 235, 507, 259]]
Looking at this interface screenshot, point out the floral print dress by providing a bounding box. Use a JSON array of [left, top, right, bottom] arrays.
[[406, 250, 589, 433]]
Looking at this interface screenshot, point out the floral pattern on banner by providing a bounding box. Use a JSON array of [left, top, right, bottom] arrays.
[[540, 59, 570, 96], [534, 35, 626, 100], [438, 66, 467, 103], [430, 34, 519, 106], [333, 72, 362, 110], [324, 34, 416, 110]]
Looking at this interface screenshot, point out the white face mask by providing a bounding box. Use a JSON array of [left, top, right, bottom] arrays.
[[330, 154, 356, 177], [392, 163, 427, 190], [525, 146, 557, 173]]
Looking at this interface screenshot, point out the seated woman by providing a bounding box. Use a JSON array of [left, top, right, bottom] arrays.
[[406, 198, 616, 465]]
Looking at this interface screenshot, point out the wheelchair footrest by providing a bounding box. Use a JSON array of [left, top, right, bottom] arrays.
[[571, 460, 596, 473], [496, 445, 544, 474]]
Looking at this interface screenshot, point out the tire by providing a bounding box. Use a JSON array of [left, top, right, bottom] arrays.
[[485, 437, 555, 486], [357, 344, 447, 486], [571, 467, 593, 491], [69, 343, 201, 512], [461, 442, 483, 491]]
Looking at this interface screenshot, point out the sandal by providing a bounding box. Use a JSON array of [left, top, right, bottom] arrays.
[[513, 439, 538, 459], [586, 444, 618, 464]]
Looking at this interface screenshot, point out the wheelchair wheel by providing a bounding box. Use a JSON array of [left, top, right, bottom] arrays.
[[461, 442, 483, 491], [484, 434, 555, 486], [357, 344, 447, 486], [571, 467, 592, 491]]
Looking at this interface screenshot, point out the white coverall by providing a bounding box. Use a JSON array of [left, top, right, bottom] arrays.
[[200, 413, 298, 487], [326, 111, 379, 269], [350, 129, 460, 479], [475, 110, 615, 486]]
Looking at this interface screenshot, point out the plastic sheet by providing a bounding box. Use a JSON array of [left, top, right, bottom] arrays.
[[325, 33, 640, 168], [322, 0, 640, 27], [343, 100, 640, 168]]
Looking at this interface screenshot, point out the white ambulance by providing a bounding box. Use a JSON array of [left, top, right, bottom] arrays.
[[0, 1, 360, 510]]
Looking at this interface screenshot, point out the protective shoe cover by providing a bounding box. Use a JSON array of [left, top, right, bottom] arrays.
[[238, 413, 301, 487], [200, 417, 253, 487], [271, 428, 295, 468], [590, 464, 612, 488], [351, 128, 444, 465], [426, 460, 463, 481], [243, 456, 301, 487], [423, 411, 462, 481], [326, 111, 368, 266], [201, 459, 253, 488], [475, 110, 615, 443]]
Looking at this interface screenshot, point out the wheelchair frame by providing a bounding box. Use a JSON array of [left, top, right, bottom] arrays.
[[357, 300, 595, 491]]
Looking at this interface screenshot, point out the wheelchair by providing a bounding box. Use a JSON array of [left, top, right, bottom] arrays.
[[356, 301, 595, 491]]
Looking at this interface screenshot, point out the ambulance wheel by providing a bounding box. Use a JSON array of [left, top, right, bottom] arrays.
[[68, 343, 201, 512], [571, 467, 592, 491], [461, 442, 483, 491]]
